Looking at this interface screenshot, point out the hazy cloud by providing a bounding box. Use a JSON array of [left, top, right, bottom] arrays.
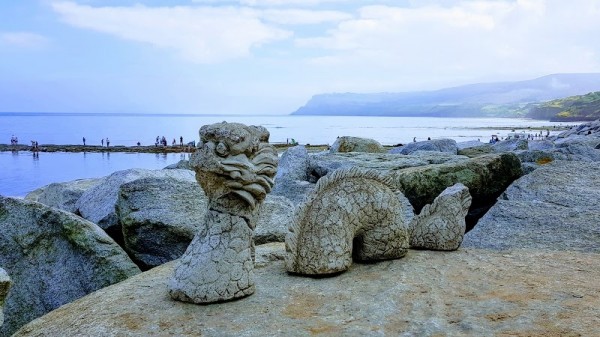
[[260, 9, 352, 25], [0, 32, 49, 49], [295, 0, 600, 85], [193, 0, 349, 7], [52, 1, 292, 63]]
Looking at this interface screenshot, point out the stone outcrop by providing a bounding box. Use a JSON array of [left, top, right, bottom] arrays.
[[329, 136, 384, 153], [169, 122, 278, 304], [307, 152, 468, 184], [0, 268, 10, 328], [0, 197, 140, 336], [14, 244, 600, 337], [409, 184, 471, 251], [286, 168, 413, 275], [254, 195, 294, 245], [389, 138, 458, 155], [463, 161, 600, 252], [115, 172, 207, 269], [491, 138, 529, 152], [391, 153, 523, 231], [75, 168, 196, 241], [456, 140, 485, 150], [25, 178, 102, 213], [271, 145, 312, 204]]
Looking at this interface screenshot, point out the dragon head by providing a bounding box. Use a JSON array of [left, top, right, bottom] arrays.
[[190, 122, 278, 212]]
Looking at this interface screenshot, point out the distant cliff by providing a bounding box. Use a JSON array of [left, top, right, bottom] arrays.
[[527, 91, 600, 121], [292, 73, 600, 118]]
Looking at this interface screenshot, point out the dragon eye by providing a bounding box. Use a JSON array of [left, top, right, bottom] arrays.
[[215, 142, 229, 157]]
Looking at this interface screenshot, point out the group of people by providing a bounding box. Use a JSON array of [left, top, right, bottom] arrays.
[[155, 136, 184, 147], [100, 138, 110, 147]]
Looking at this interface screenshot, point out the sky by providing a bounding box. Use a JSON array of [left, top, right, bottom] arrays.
[[1, 0, 599, 115]]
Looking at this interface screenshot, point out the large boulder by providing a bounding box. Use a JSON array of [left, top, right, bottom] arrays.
[[25, 178, 103, 213], [456, 140, 485, 150], [463, 161, 600, 252], [0, 197, 140, 336], [0, 268, 9, 328], [14, 244, 600, 337], [75, 168, 195, 241], [115, 173, 207, 269], [271, 146, 311, 203], [307, 152, 468, 183], [255, 195, 295, 245], [329, 136, 384, 153], [391, 153, 523, 231], [553, 141, 600, 161], [556, 119, 600, 138], [116, 170, 293, 269], [273, 151, 469, 204], [390, 138, 458, 155], [491, 138, 528, 152]]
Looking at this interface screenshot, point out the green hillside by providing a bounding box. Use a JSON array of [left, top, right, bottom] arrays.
[[527, 91, 600, 121]]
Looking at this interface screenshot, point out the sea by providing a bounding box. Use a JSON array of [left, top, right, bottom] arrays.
[[0, 113, 577, 197]]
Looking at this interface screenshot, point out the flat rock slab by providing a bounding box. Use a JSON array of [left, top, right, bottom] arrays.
[[464, 161, 600, 252], [15, 244, 600, 337]]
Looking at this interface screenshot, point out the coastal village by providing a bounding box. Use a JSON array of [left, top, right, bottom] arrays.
[[1, 119, 599, 336]]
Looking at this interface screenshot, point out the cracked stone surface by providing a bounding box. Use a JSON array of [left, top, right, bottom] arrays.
[[285, 167, 412, 275], [409, 183, 472, 251], [169, 122, 278, 304]]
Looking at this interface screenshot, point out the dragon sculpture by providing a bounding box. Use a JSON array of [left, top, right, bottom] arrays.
[[285, 167, 414, 275], [169, 122, 278, 304], [285, 167, 472, 276]]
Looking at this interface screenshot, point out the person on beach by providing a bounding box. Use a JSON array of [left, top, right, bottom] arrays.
[[83, 137, 86, 146], [180, 136, 183, 146], [172, 138, 176, 146], [106, 138, 110, 147], [413, 137, 416, 142]]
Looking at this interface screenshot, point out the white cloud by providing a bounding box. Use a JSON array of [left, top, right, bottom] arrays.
[[260, 9, 352, 25], [51, 1, 292, 63], [0, 32, 49, 49], [295, 0, 600, 87], [193, 0, 349, 7]]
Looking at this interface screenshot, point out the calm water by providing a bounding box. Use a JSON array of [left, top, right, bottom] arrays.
[[1, 113, 575, 197]]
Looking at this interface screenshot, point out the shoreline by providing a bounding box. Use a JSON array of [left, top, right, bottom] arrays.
[[0, 143, 331, 154]]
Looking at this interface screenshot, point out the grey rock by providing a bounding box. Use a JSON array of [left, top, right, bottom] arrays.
[[491, 138, 528, 152], [116, 172, 207, 269], [255, 195, 294, 245], [527, 140, 555, 151], [391, 153, 523, 231], [457, 144, 494, 157], [456, 140, 485, 150], [390, 138, 458, 155], [75, 168, 196, 240], [25, 178, 103, 213], [556, 119, 600, 138], [164, 159, 191, 170], [271, 146, 310, 203], [307, 152, 467, 184], [275, 145, 309, 182], [463, 161, 600, 252], [329, 136, 384, 153], [0, 197, 140, 336], [0, 268, 10, 328], [15, 244, 600, 337], [409, 184, 472, 251], [553, 141, 600, 161]]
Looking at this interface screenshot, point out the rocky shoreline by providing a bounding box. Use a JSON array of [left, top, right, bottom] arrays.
[[1, 119, 599, 336], [0, 143, 330, 154]]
